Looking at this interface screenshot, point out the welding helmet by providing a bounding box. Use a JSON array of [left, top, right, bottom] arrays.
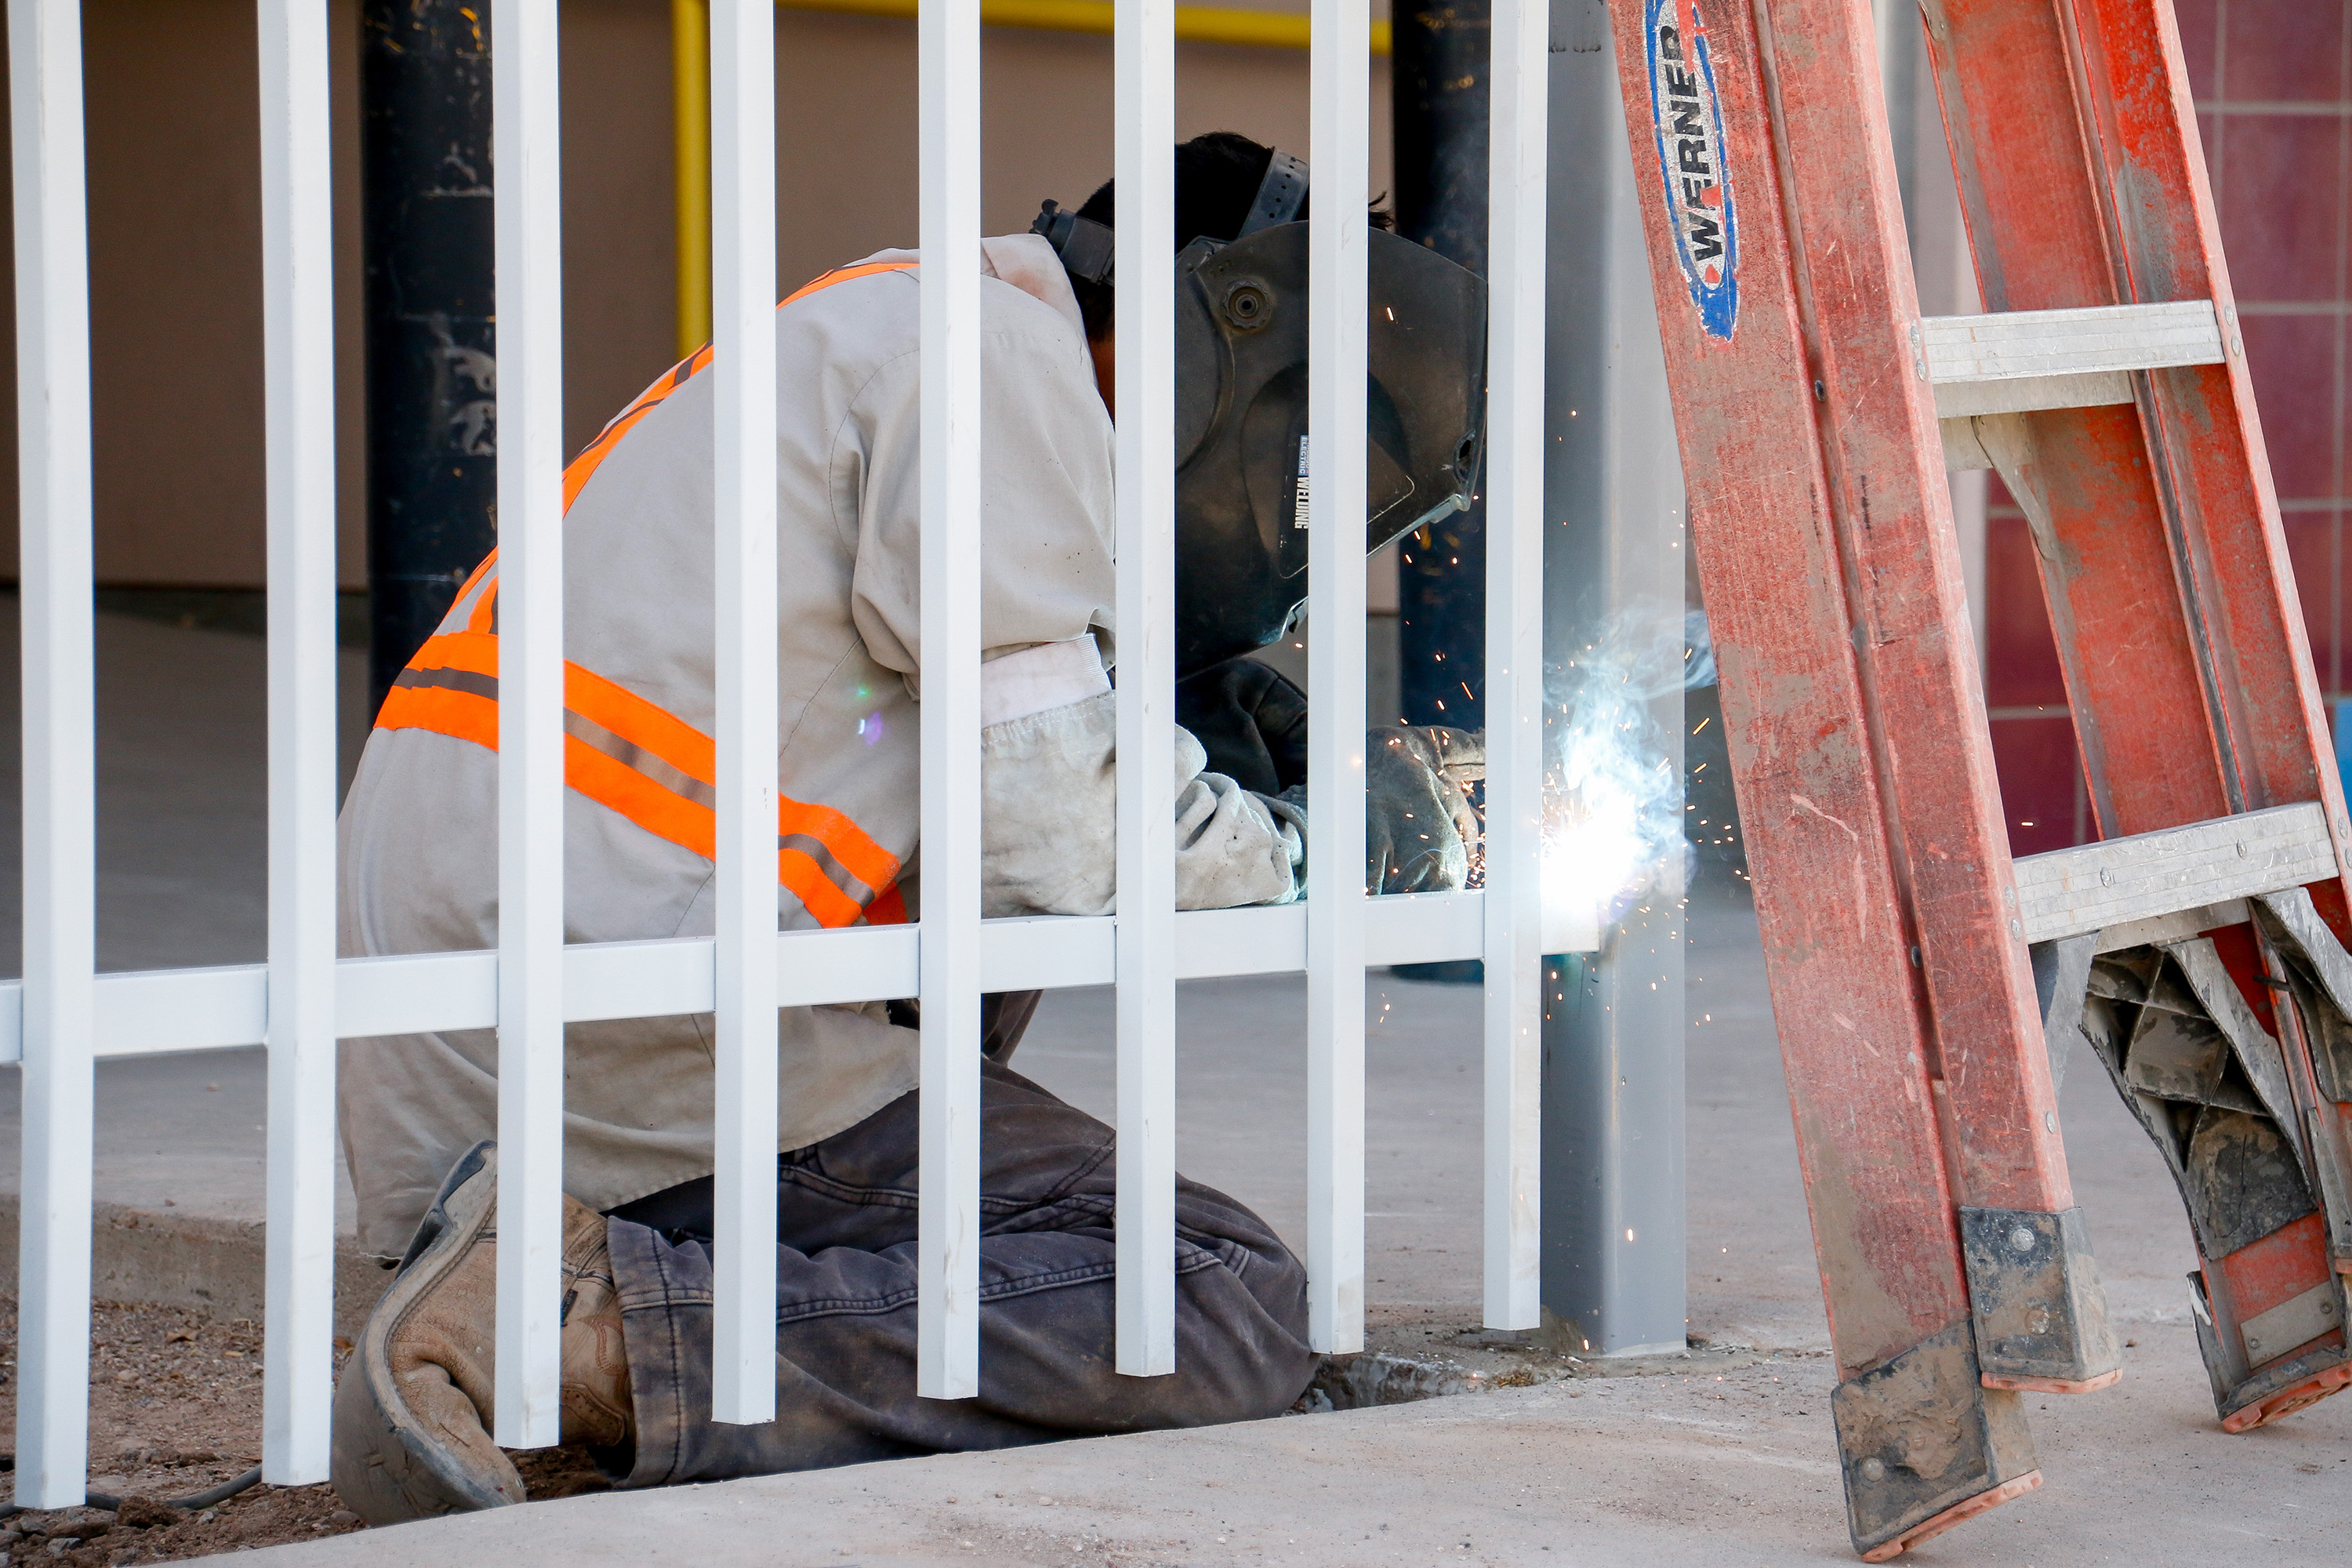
[[1033, 150, 1488, 676]]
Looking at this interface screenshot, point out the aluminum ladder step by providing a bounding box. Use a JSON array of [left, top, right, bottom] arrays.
[[2013, 800, 2337, 948], [1926, 299, 2229, 469]]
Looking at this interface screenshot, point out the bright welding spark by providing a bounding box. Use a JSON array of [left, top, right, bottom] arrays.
[[1542, 604, 1693, 950]]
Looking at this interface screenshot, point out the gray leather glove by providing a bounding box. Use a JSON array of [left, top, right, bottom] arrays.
[[1365, 725, 1484, 893]]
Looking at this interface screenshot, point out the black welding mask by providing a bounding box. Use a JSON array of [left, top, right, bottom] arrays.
[[1033, 151, 1488, 676]]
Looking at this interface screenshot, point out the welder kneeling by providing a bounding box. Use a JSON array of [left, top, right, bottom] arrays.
[[330, 133, 1486, 1517]]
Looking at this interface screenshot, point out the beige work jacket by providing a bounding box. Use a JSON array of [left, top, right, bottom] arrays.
[[338, 236, 1305, 1257]]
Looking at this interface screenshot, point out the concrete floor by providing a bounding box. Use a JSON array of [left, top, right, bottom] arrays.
[[251, 1323, 2351, 1566], [2, 612, 2348, 1562], [0, 605, 370, 1232]]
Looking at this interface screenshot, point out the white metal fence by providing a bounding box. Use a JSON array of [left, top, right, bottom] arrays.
[[7, 0, 1551, 1504]]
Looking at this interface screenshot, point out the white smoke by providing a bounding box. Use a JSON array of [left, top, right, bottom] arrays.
[[1541, 604, 1696, 953]]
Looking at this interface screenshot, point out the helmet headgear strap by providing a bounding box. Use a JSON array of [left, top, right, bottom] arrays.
[[1030, 147, 1311, 290], [1234, 149, 1308, 236]]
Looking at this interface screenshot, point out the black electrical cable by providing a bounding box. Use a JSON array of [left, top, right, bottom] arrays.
[[1, 1464, 266, 1521], [90, 1465, 267, 1512]]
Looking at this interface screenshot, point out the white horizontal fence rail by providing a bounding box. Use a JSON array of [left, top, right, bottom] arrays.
[[0, 894, 1490, 1064], [8, 0, 1560, 1499], [256, 0, 341, 1485]]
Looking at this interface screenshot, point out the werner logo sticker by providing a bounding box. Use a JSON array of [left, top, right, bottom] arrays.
[[1645, 0, 1738, 339]]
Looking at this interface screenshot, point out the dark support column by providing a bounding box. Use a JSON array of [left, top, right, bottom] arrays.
[[361, 0, 498, 716], [1391, 0, 1491, 983], [1392, 0, 1490, 732]]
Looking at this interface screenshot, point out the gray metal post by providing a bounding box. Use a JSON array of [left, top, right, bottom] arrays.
[[1537, 0, 1690, 1358]]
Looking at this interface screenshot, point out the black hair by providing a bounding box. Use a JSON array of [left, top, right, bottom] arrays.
[[1063, 131, 1391, 340]]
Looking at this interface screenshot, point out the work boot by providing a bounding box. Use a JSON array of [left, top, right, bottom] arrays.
[[557, 1197, 633, 1448], [332, 1142, 637, 1524]]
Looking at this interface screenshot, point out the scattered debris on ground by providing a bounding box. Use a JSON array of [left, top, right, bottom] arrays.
[[1292, 1305, 1809, 1411], [511, 1446, 613, 1503], [0, 1298, 612, 1562]]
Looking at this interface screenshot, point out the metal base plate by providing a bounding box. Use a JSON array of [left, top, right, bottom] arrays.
[[1959, 1205, 2123, 1387], [1831, 1322, 2041, 1555]]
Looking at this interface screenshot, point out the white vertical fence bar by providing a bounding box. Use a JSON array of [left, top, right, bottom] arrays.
[[9, 0, 98, 1508], [1112, 0, 1178, 1379], [1305, 0, 1370, 1356], [916, 0, 984, 1401], [257, 0, 341, 1480], [708, 0, 782, 1425], [492, 0, 568, 1449], [1480, 0, 1546, 1333]]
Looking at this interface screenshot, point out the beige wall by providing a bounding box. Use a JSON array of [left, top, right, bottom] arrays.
[[771, 12, 1392, 300], [0, 0, 1388, 590], [0, 0, 370, 587]]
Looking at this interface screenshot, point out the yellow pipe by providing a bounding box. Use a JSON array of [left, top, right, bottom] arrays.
[[673, 0, 713, 357], [673, 2, 1382, 353], [779, 0, 1391, 55]]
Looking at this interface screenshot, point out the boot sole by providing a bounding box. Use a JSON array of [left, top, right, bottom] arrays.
[[332, 1141, 528, 1523]]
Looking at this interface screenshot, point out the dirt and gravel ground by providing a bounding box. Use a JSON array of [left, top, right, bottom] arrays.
[[0, 1294, 1706, 1565], [0, 1298, 612, 1564]]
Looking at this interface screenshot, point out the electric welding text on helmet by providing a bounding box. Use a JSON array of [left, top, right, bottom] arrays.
[[1033, 148, 1489, 677]]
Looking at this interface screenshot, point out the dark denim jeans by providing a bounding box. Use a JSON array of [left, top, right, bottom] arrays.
[[601, 1058, 1316, 1486]]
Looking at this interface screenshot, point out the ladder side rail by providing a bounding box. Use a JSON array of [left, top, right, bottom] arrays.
[[2063, 0, 2352, 1291], [1601, 0, 1969, 1384], [2066, 0, 2352, 892], [1926, 0, 2352, 1429], [1601, 14, 2028, 1555], [1754, 0, 2074, 1227], [1921, 0, 2232, 837], [1917, 1, 2116, 315]]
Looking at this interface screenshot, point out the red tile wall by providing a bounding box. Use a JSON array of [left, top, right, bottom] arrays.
[[1987, 0, 2347, 851]]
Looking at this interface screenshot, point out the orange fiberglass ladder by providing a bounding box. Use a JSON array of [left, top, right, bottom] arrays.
[[1604, 0, 2352, 1559]]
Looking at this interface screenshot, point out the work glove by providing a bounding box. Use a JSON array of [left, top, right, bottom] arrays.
[[1174, 655, 1308, 797], [1365, 725, 1484, 893]]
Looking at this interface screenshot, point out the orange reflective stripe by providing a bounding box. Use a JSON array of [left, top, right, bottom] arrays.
[[563, 734, 713, 859], [778, 798, 899, 903], [376, 631, 907, 928], [385, 256, 926, 926], [864, 882, 909, 927], [562, 344, 714, 511], [559, 260, 915, 514], [778, 260, 916, 310], [412, 629, 499, 678], [779, 848, 863, 928], [446, 552, 499, 635], [376, 681, 498, 752], [564, 660, 715, 789]]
